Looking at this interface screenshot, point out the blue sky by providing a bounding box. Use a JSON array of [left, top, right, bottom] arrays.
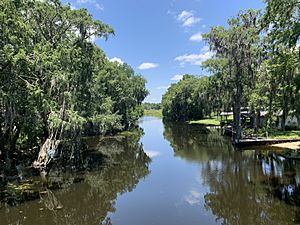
[[63, 0, 264, 103]]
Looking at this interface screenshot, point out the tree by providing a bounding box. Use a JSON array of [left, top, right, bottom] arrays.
[[203, 10, 261, 141], [262, 0, 300, 49], [0, 0, 148, 169], [162, 75, 209, 122], [202, 58, 232, 115]]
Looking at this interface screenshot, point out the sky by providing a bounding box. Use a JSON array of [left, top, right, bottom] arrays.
[[63, 0, 265, 103]]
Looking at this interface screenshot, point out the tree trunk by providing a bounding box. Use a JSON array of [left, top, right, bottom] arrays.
[[234, 69, 243, 143], [296, 115, 300, 128], [235, 100, 242, 142], [256, 110, 261, 130], [281, 94, 288, 131], [33, 138, 60, 170]]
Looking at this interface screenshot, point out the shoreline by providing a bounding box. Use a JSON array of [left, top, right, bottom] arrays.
[[271, 141, 300, 150]]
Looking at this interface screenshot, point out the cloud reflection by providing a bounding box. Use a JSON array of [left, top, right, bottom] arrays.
[[185, 190, 202, 206], [144, 151, 161, 159]]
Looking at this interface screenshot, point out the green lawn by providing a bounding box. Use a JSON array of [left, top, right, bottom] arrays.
[[143, 109, 162, 118], [266, 130, 300, 139], [189, 116, 221, 126], [190, 114, 300, 139], [189, 114, 234, 126]]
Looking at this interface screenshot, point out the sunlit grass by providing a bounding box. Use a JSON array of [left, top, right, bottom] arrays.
[[189, 116, 221, 126], [143, 109, 162, 118], [267, 130, 300, 139]]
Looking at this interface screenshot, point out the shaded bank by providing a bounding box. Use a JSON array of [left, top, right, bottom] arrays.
[[0, 130, 150, 225]]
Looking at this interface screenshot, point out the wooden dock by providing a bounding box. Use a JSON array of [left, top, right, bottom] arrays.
[[235, 138, 300, 148]]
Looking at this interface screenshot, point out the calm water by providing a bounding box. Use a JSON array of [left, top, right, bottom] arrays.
[[1, 116, 300, 225]]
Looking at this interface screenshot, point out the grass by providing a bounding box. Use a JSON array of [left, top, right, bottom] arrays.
[[191, 113, 300, 139], [224, 115, 234, 121], [143, 109, 162, 118], [244, 128, 300, 139], [266, 130, 300, 139], [189, 116, 221, 126], [190, 114, 234, 126]]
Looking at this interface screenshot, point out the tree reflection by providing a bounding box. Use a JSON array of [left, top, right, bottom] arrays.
[[163, 122, 300, 225], [0, 130, 151, 225], [163, 122, 233, 162]]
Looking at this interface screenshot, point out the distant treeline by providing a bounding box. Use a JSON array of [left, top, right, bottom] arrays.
[[163, 1, 300, 141], [142, 103, 162, 110], [0, 0, 148, 163]]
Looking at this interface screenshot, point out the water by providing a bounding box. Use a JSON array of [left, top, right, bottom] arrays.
[[1, 116, 300, 224]]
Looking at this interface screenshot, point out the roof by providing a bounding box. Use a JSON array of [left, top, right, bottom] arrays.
[[220, 110, 268, 117], [220, 112, 233, 116]]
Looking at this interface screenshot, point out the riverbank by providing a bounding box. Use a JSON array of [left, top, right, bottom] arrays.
[[143, 109, 162, 118], [191, 120, 300, 149], [269, 130, 300, 150], [189, 115, 233, 126], [189, 117, 220, 126], [264, 130, 300, 139], [271, 142, 300, 150]]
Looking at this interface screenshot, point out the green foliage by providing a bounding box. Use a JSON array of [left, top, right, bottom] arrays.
[[0, 0, 148, 155], [262, 0, 300, 48], [203, 10, 261, 140], [162, 75, 210, 122], [163, 6, 300, 140]]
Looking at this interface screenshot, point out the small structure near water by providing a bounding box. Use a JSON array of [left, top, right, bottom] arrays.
[[220, 110, 300, 130], [219, 110, 300, 148]]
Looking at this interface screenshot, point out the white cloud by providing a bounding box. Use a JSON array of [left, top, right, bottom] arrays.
[[87, 28, 97, 42], [109, 57, 124, 65], [201, 45, 210, 52], [177, 10, 201, 27], [167, 10, 176, 15], [157, 85, 170, 90], [70, 4, 77, 10], [171, 75, 183, 81], [190, 32, 203, 42], [138, 62, 159, 70], [183, 17, 201, 27], [177, 10, 193, 21], [174, 49, 213, 66], [73, 27, 97, 42], [76, 0, 104, 11], [95, 3, 104, 10]]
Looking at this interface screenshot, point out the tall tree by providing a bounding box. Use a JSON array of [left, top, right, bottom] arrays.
[[262, 0, 300, 49], [203, 9, 261, 142]]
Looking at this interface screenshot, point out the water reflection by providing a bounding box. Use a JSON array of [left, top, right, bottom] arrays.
[[2, 119, 300, 225], [144, 150, 162, 159], [0, 130, 150, 225], [163, 122, 300, 225], [185, 189, 202, 206]]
